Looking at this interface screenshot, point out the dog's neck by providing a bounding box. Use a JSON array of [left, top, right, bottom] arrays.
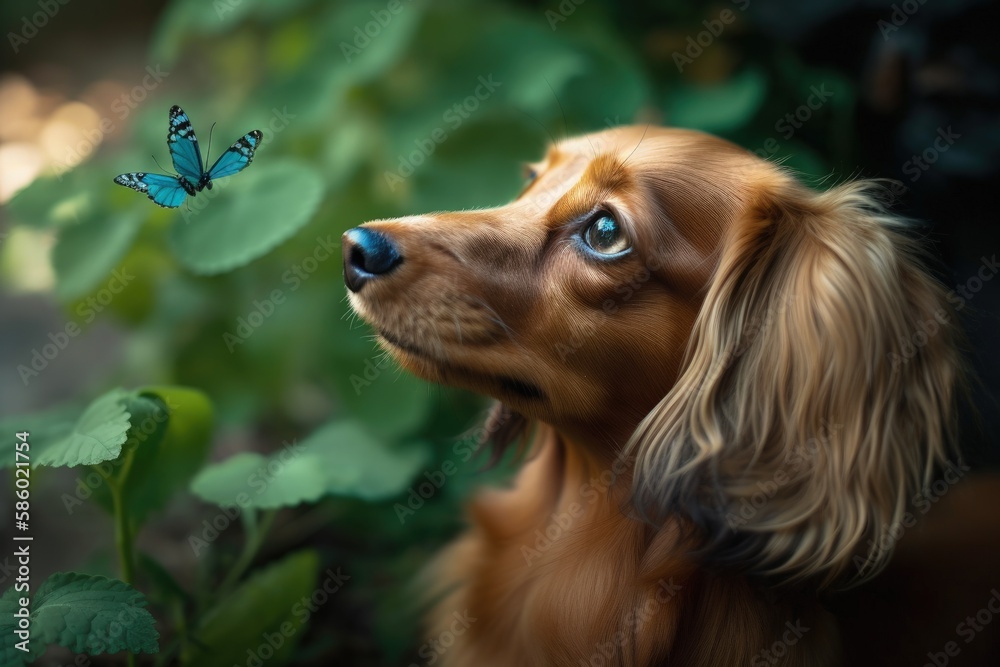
[[430, 424, 837, 666]]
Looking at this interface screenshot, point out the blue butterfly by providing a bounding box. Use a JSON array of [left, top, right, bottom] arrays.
[[114, 105, 263, 208]]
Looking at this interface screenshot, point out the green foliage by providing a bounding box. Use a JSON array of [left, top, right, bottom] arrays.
[[25, 388, 132, 469], [183, 550, 319, 667], [0, 573, 159, 666], [123, 387, 214, 524], [169, 160, 325, 274], [191, 421, 429, 508]]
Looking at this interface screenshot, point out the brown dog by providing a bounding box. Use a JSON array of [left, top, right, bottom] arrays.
[[343, 126, 987, 666]]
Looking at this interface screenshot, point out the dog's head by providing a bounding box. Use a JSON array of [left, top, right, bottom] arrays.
[[344, 125, 962, 587], [344, 127, 753, 444]]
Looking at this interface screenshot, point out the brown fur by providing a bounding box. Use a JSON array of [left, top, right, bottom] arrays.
[[345, 126, 965, 665]]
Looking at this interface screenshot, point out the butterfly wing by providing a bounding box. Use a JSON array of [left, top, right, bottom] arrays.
[[206, 130, 263, 180], [114, 172, 189, 208], [167, 105, 205, 187]]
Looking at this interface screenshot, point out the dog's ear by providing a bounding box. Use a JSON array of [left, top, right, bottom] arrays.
[[629, 180, 963, 588]]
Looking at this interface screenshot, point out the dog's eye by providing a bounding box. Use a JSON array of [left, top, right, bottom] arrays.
[[522, 164, 538, 183], [583, 214, 630, 256]]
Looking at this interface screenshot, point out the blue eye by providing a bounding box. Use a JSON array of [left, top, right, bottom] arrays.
[[583, 214, 630, 255]]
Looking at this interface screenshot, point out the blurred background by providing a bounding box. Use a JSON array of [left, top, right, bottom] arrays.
[[1, 0, 998, 665]]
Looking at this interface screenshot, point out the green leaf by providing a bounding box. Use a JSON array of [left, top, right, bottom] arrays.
[[0, 573, 159, 664], [33, 389, 133, 468], [0, 403, 80, 470], [190, 421, 429, 509], [122, 387, 214, 523], [300, 421, 428, 502], [185, 550, 318, 667], [0, 587, 42, 667], [667, 67, 768, 133], [169, 160, 324, 275], [191, 451, 330, 510], [52, 210, 141, 301]]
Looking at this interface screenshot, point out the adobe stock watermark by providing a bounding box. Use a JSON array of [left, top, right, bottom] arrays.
[[545, 0, 585, 30], [16, 268, 135, 386], [751, 84, 835, 160], [179, 106, 295, 223], [555, 245, 676, 361], [7, 0, 70, 54], [54, 65, 170, 179], [889, 253, 997, 371], [408, 610, 476, 667], [901, 126, 961, 183], [348, 353, 394, 396], [922, 589, 1000, 667], [521, 450, 632, 566], [878, 0, 928, 41], [751, 619, 811, 666], [393, 406, 513, 524], [236, 567, 350, 667], [578, 577, 683, 666], [340, 0, 413, 63], [672, 0, 751, 73], [853, 459, 970, 576], [188, 439, 303, 556], [683, 291, 795, 403], [724, 423, 841, 530], [383, 75, 502, 191], [223, 234, 337, 352]]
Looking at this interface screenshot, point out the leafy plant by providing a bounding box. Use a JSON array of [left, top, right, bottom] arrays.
[[0, 573, 159, 667]]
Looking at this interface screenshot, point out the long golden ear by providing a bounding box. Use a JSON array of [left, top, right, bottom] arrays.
[[629, 180, 963, 588]]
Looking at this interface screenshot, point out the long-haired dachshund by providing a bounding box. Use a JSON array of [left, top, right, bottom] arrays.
[[343, 126, 996, 665]]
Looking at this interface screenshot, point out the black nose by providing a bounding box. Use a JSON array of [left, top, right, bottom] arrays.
[[342, 227, 403, 292]]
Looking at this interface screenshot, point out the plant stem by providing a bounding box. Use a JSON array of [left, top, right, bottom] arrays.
[[108, 450, 138, 667], [218, 509, 277, 595], [109, 452, 137, 584]]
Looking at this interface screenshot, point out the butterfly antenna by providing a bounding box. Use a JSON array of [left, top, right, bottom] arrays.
[[205, 122, 217, 169], [150, 154, 174, 176]]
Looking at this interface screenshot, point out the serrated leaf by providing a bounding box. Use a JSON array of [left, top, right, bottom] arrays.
[[190, 421, 429, 509], [168, 160, 324, 275], [185, 550, 318, 667], [0, 403, 79, 471], [1, 573, 158, 662], [33, 389, 133, 468]]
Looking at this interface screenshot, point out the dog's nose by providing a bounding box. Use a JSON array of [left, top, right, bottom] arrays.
[[342, 227, 403, 292]]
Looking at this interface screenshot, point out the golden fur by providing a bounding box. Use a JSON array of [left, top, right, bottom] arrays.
[[345, 126, 963, 665]]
